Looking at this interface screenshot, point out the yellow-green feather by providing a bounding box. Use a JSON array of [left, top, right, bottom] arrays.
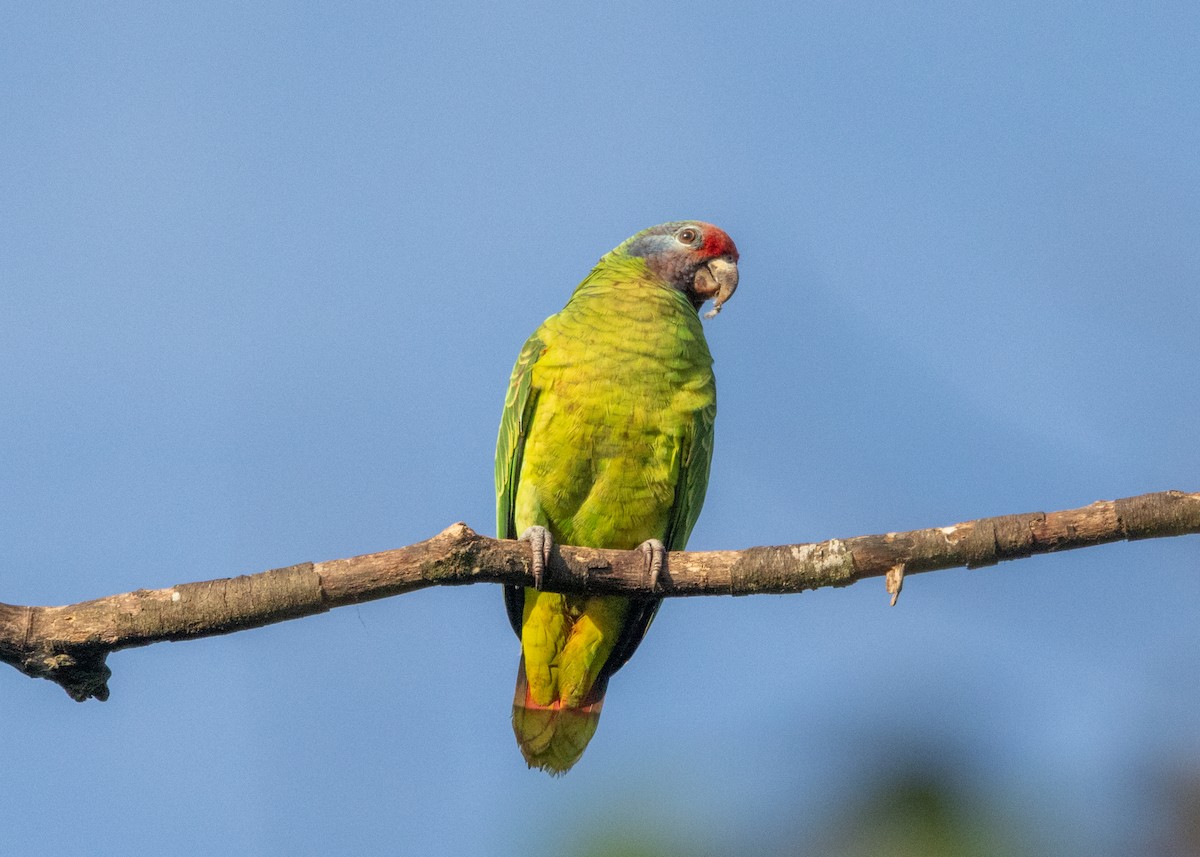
[[496, 249, 716, 772]]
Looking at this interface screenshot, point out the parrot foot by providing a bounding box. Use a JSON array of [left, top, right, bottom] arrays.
[[639, 538, 666, 591], [520, 526, 553, 590]]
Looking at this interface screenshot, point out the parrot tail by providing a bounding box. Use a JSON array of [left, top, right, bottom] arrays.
[[511, 656, 606, 775]]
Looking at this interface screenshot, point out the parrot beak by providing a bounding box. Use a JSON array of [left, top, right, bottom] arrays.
[[694, 256, 739, 319]]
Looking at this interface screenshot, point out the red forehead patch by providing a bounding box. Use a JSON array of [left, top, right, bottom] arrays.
[[698, 223, 739, 260]]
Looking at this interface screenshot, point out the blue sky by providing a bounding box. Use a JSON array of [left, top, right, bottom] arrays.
[[2, 3, 1198, 855]]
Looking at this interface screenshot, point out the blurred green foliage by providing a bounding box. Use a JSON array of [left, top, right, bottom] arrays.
[[563, 758, 1200, 857]]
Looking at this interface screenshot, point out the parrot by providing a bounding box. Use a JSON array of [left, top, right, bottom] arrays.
[[495, 220, 739, 774]]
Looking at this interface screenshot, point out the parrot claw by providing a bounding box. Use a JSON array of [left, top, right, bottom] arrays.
[[520, 526, 553, 590], [639, 539, 666, 591]]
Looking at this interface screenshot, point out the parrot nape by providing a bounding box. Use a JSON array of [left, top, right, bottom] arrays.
[[495, 220, 739, 774]]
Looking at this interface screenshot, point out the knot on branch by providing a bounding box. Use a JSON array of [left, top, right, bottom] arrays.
[[22, 645, 112, 702]]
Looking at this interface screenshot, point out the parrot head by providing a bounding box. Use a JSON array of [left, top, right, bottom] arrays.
[[618, 221, 740, 318]]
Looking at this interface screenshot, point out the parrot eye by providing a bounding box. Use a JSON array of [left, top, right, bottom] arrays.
[[676, 227, 701, 246]]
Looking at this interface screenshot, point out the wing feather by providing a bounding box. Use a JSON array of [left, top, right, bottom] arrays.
[[600, 398, 716, 680], [495, 331, 545, 637]]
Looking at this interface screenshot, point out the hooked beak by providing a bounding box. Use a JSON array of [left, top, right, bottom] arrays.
[[693, 256, 739, 319]]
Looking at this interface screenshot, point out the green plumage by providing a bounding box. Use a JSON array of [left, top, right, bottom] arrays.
[[496, 222, 732, 774]]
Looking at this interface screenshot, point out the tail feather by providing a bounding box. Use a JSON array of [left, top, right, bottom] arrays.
[[511, 656, 605, 775]]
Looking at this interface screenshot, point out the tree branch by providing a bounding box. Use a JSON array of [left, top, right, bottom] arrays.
[[2, 490, 1197, 702]]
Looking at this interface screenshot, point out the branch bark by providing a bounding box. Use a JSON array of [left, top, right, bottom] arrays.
[[2, 490, 1197, 702]]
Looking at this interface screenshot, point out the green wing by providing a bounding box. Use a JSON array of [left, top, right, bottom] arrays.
[[664, 399, 717, 552], [600, 396, 716, 681], [496, 331, 545, 637], [495, 331, 545, 541]]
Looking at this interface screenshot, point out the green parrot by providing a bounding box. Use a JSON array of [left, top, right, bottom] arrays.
[[495, 220, 739, 774]]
